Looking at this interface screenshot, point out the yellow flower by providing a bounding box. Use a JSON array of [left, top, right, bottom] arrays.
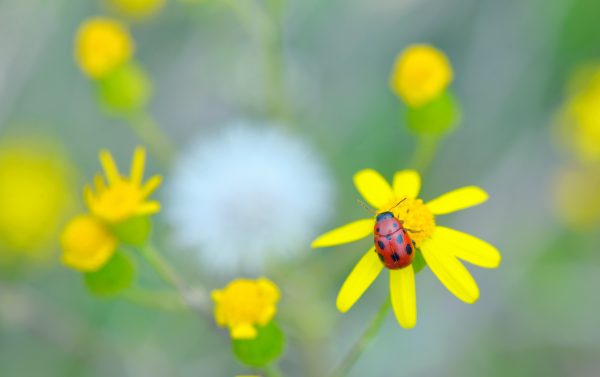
[[390, 45, 453, 107], [212, 278, 280, 339], [311, 169, 501, 329], [85, 147, 162, 223], [106, 0, 165, 20], [558, 65, 600, 163], [0, 138, 73, 254], [74, 17, 134, 79], [553, 165, 600, 228], [61, 215, 117, 271]]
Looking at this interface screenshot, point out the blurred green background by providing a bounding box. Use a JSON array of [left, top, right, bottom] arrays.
[[1, 0, 600, 376]]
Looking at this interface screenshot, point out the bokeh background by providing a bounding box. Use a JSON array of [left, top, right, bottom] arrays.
[[1, 0, 600, 376]]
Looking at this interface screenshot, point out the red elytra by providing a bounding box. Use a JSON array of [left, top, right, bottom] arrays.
[[373, 211, 415, 269]]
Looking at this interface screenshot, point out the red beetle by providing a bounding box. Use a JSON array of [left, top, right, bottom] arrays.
[[373, 210, 415, 270]]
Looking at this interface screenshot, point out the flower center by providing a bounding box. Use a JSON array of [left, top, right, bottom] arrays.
[[94, 181, 142, 222], [383, 198, 435, 247]]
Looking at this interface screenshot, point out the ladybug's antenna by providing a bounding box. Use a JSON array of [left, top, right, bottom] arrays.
[[356, 199, 376, 214], [388, 198, 407, 211]]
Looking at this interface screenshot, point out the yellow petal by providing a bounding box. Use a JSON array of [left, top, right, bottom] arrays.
[[94, 174, 106, 193], [420, 237, 480, 303], [99, 149, 120, 185], [130, 146, 146, 185], [353, 169, 394, 209], [231, 324, 257, 339], [311, 219, 373, 248], [141, 175, 162, 198], [426, 186, 488, 215], [336, 248, 383, 312], [392, 170, 421, 200], [136, 201, 161, 215], [390, 266, 416, 329], [433, 227, 501, 268]]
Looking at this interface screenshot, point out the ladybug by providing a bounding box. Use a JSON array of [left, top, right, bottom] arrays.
[[373, 211, 415, 269]]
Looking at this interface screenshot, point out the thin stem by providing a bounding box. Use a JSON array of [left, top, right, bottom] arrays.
[[138, 243, 210, 321], [330, 298, 391, 377], [121, 287, 186, 312], [127, 112, 176, 168], [263, 362, 284, 377], [408, 134, 442, 174]]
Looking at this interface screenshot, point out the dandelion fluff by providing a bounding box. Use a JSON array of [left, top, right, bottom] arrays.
[[165, 122, 333, 274]]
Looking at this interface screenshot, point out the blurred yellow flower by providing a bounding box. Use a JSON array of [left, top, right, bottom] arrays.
[[0, 138, 73, 254], [75, 17, 133, 79], [312, 169, 500, 329], [553, 165, 600, 228], [390, 45, 453, 107], [558, 65, 600, 163], [212, 278, 280, 339], [106, 0, 165, 20], [61, 215, 117, 271], [85, 147, 162, 223]]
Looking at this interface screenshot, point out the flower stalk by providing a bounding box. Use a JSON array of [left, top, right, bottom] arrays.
[[330, 298, 391, 377]]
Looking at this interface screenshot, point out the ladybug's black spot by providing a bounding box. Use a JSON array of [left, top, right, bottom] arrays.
[[377, 253, 384, 262], [377, 240, 385, 250], [396, 234, 404, 244], [391, 252, 400, 262], [376, 227, 380, 233], [406, 244, 412, 255], [393, 222, 398, 228], [386, 235, 392, 241]]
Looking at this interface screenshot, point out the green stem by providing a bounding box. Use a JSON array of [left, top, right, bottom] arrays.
[[263, 362, 284, 377], [408, 134, 442, 174], [138, 243, 210, 320], [122, 287, 186, 312], [224, 0, 292, 125], [330, 298, 391, 377], [127, 112, 176, 168]]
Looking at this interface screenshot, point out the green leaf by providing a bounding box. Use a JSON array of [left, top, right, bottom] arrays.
[[111, 216, 152, 247], [96, 62, 152, 116], [232, 320, 285, 367], [84, 250, 135, 296], [412, 249, 426, 274], [405, 90, 460, 135]]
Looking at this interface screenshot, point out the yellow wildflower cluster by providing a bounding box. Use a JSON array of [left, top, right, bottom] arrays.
[[61, 147, 161, 272], [212, 278, 281, 339]]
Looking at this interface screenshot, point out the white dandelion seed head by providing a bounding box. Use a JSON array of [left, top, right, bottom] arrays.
[[165, 121, 334, 275]]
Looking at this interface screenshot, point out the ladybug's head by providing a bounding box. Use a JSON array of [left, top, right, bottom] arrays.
[[374, 211, 402, 236], [375, 212, 394, 221]]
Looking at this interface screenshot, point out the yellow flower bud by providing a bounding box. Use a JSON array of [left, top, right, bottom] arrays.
[[105, 0, 165, 20], [61, 215, 117, 272], [390, 44, 453, 107], [74, 18, 133, 79], [212, 278, 280, 339]]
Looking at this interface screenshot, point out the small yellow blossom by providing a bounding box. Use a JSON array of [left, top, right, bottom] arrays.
[[75, 17, 134, 79], [312, 169, 500, 329], [558, 65, 600, 163], [390, 44, 453, 107], [212, 278, 280, 339], [85, 147, 162, 223], [106, 0, 165, 20], [0, 138, 73, 253], [61, 215, 117, 271]]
